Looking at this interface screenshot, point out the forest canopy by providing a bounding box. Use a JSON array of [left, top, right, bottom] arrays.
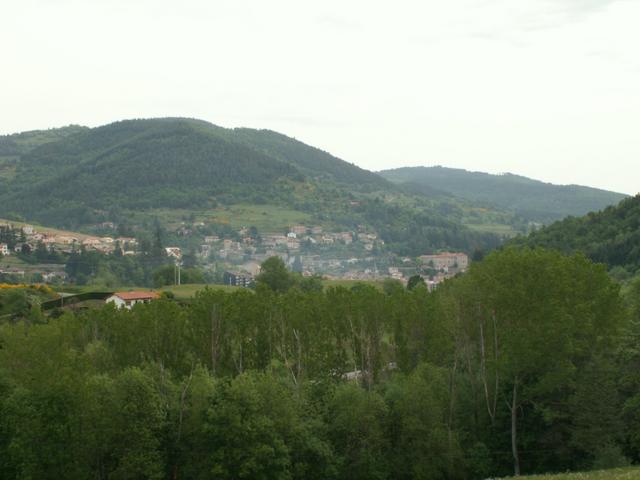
[[0, 248, 638, 479]]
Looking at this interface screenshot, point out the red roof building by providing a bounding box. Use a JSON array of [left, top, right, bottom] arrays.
[[106, 291, 160, 309]]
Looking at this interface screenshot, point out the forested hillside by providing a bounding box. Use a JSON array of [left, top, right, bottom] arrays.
[[514, 195, 640, 275], [0, 118, 388, 221], [380, 166, 627, 223], [0, 125, 87, 181], [1, 249, 638, 479]]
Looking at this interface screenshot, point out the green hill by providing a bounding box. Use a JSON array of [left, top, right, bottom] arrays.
[[380, 166, 627, 223], [0, 125, 87, 180], [513, 195, 640, 275], [0, 118, 389, 223], [0, 118, 503, 256]]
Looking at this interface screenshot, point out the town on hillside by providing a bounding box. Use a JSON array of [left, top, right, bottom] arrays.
[[0, 221, 469, 288]]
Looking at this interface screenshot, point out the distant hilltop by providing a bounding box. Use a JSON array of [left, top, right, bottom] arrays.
[[379, 165, 627, 224]]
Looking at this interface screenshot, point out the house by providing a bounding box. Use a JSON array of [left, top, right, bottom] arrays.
[[0, 268, 25, 276], [290, 225, 307, 235], [223, 271, 254, 288], [165, 247, 182, 259], [287, 238, 300, 250], [419, 252, 469, 271], [339, 232, 353, 244], [274, 235, 288, 246], [57, 235, 78, 245], [0, 243, 10, 256], [106, 291, 160, 309], [200, 244, 212, 258], [42, 271, 68, 283], [240, 261, 261, 276], [83, 237, 102, 247], [117, 237, 137, 245]]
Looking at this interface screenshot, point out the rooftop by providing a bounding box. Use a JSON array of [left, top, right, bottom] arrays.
[[112, 291, 160, 301]]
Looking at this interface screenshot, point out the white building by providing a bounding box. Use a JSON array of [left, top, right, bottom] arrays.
[[419, 252, 469, 271], [0, 243, 10, 256], [165, 247, 182, 259], [106, 291, 160, 309]]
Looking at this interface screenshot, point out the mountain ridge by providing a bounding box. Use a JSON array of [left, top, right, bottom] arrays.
[[379, 165, 627, 223]]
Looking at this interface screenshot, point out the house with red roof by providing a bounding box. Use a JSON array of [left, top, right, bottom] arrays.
[[105, 291, 160, 309]]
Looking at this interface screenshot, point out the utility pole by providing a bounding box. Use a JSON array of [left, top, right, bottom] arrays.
[[174, 261, 182, 285]]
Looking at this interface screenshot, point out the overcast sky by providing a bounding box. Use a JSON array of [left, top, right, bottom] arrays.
[[3, 0, 639, 194]]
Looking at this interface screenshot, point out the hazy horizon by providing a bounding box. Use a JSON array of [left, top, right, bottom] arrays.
[[3, 0, 639, 195]]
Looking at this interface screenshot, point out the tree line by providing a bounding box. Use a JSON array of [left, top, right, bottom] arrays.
[[0, 248, 638, 479]]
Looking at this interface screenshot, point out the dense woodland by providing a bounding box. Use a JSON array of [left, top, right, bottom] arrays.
[[0, 119, 385, 225], [514, 195, 640, 277], [1, 248, 639, 479]]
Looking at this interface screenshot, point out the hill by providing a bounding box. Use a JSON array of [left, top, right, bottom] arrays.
[[379, 166, 627, 223], [0, 125, 87, 180], [513, 194, 640, 275], [0, 118, 503, 256], [0, 118, 391, 223]]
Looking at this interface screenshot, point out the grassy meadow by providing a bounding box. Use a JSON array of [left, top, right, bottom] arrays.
[[502, 467, 640, 480]]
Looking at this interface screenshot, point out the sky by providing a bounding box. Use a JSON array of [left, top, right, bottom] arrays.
[[2, 0, 639, 195]]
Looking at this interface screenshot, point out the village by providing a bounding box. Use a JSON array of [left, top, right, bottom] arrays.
[[0, 221, 469, 289]]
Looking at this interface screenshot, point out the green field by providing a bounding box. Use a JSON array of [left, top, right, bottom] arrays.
[[127, 204, 314, 234], [0, 255, 29, 268], [210, 204, 312, 232], [159, 283, 239, 299], [507, 467, 640, 480]]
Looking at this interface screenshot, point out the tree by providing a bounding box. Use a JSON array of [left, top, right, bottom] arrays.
[[450, 247, 625, 475], [257, 257, 294, 293], [327, 383, 389, 480], [202, 371, 336, 479], [406, 275, 425, 291], [385, 364, 463, 480], [102, 368, 167, 479], [382, 278, 403, 296]]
